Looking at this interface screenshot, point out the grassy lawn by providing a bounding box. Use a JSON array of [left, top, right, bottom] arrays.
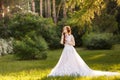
[[0, 44, 120, 80]]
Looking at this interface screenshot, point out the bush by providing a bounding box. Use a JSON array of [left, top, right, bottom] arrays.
[[9, 12, 61, 49], [0, 16, 11, 38], [92, 13, 118, 33], [9, 12, 42, 39], [13, 33, 48, 60], [112, 35, 120, 44], [71, 26, 85, 46], [40, 26, 62, 49], [82, 33, 113, 49]]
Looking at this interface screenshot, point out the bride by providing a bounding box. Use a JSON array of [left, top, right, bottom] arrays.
[[48, 26, 120, 77]]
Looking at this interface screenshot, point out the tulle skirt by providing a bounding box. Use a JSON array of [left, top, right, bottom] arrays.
[[48, 44, 120, 77]]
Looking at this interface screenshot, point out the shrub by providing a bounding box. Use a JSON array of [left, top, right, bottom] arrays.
[[9, 12, 41, 39], [13, 33, 48, 60], [0, 16, 11, 38], [71, 26, 85, 46], [9, 12, 56, 39], [40, 26, 62, 49], [112, 35, 120, 44], [82, 33, 113, 49], [9, 12, 61, 49], [92, 13, 118, 33]]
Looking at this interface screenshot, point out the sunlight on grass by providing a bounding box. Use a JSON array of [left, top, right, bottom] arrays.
[[0, 44, 120, 80], [0, 70, 120, 80], [0, 69, 50, 80], [88, 54, 106, 60]]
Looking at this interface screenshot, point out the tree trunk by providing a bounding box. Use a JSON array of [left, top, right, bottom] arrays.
[[27, 0, 31, 12], [57, 0, 62, 20], [52, 0, 57, 23], [31, 0, 35, 12], [0, 1, 3, 18], [45, 0, 48, 17], [63, 1, 67, 19], [0, 0, 4, 18], [47, 0, 51, 17], [40, 0, 43, 17]]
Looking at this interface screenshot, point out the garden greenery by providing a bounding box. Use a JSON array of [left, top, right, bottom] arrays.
[[82, 33, 113, 49]]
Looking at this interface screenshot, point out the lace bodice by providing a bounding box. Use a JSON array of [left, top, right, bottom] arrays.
[[65, 34, 72, 44], [60, 34, 75, 46]]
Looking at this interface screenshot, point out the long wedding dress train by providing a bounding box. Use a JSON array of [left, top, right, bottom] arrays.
[[48, 35, 120, 77]]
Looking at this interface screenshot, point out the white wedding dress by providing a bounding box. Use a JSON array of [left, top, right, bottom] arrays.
[[48, 34, 120, 77]]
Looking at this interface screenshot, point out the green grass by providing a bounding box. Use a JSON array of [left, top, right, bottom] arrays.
[[0, 44, 120, 80]]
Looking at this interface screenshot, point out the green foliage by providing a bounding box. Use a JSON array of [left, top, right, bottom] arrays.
[[9, 12, 41, 39], [1, 0, 120, 49], [92, 12, 118, 33], [82, 33, 113, 49], [0, 16, 11, 39], [66, 0, 120, 36], [66, 0, 106, 27], [72, 27, 84, 46], [41, 26, 62, 49], [112, 35, 120, 44], [9, 12, 61, 49], [36, 17, 61, 49], [9, 13, 50, 60], [13, 33, 48, 60]]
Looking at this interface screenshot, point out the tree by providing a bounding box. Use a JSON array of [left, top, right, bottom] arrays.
[[66, 0, 105, 27], [47, 0, 51, 17], [56, 0, 62, 20], [66, 0, 120, 27], [52, 0, 57, 23], [0, 0, 3, 18], [44, 0, 48, 17], [31, 0, 35, 12], [0, 0, 31, 17], [63, 0, 67, 19], [117, 0, 120, 6], [40, 0, 43, 17]]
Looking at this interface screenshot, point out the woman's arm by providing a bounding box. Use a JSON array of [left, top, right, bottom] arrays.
[[60, 34, 64, 44]]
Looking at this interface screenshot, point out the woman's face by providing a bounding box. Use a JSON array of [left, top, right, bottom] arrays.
[[63, 27, 67, 33]]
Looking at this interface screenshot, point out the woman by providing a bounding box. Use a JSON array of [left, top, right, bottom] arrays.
[[48, 26, 120, 77]]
